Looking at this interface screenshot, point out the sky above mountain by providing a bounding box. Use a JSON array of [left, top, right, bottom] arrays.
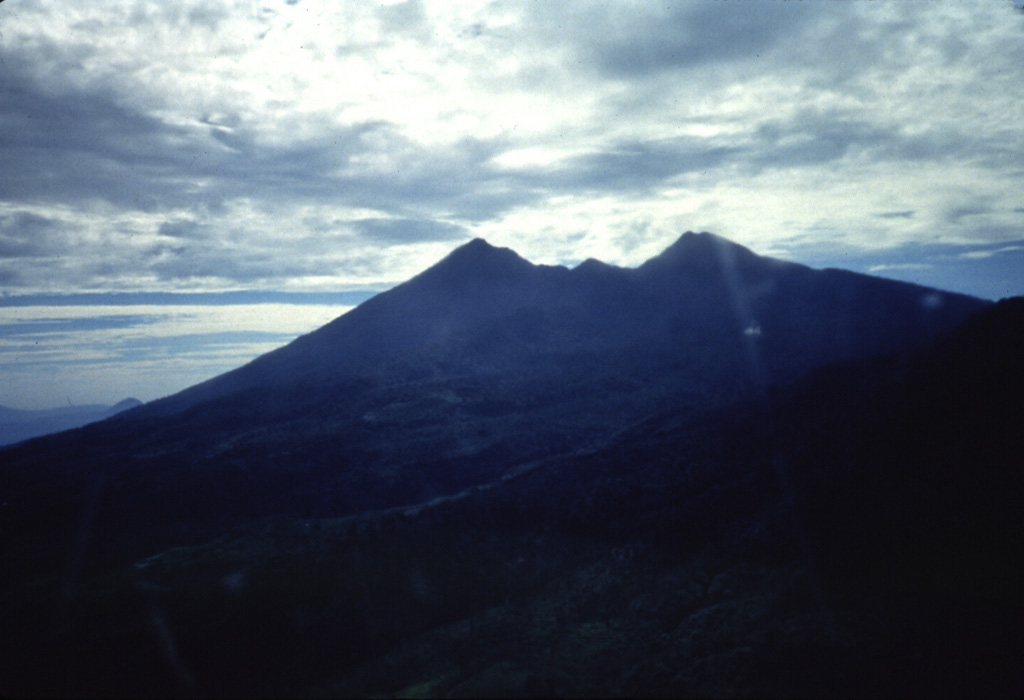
[[2, 1, 1023, 408]]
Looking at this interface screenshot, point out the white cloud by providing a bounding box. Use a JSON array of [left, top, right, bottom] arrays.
[[868, 263, 933, 273], [0, 302, 351, 408], [958, 245, 1024, 260], [2, 0, 1023, 405], [3, 1, 1023, 289]]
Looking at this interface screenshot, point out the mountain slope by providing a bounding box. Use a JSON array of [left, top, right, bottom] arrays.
[[304, 297, 1024, 698], [2, 297, 1018, 698], [0, 233, 988, 573], [137, 232, 984, 416]]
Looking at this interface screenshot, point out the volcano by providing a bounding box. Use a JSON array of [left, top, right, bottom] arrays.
[[1, 233, 987, 544], [2, 233, 1015, 698]]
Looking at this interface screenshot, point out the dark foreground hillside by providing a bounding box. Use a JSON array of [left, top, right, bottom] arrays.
[[1, 299, 1020, 698]]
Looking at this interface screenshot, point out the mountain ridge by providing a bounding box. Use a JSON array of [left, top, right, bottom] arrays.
[[0, 232, 990, 583], [0, 232, 991, 541], [0, 233, 1016, 697], [2, 296, 1019, 698], [132, 232, 986, 420], [640, 230, 764, 270]]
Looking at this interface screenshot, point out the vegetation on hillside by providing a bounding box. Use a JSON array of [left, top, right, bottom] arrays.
[[1, 300, 1020, 697]]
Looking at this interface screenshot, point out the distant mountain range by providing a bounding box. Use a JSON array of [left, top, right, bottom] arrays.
[[0, 397, 141, 447], [1, 233, 1017, 698]]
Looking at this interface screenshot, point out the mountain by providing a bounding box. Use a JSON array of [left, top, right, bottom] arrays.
[[1, 235, 987, 542], [0, 233, 1009, 697], [0, 397, 142, 447], [306, 296, 1020, 698], [0, 288, 1019, 697], [0, 235, 986, 552], [279, 297, 1020, 699], [127, 231, 986, 488], [141, 232, 982, 416]]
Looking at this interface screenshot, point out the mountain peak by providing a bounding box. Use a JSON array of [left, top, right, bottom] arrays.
[[416, 237, 535, 285], [451, 237, 516, 259], [110, 398, 143, 413], [575, 258, 612, 272], [639, 231, 761, 274], [458, 237, 498, 254], [665, 231, 753, 256]]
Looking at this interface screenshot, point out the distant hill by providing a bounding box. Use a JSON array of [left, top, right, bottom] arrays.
[[0, 397, 141, 447]]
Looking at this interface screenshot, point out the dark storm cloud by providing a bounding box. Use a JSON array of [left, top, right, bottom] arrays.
[[1, 1, 1021, 300], [3, 1, 1002, 288], [0, 49, 554, 241], [0, 53, 520, 222], [0, 213, 64, 258], [0, 262, 26, 286], [749, 111, 955, 172], [0, 57, 197, 212], [500, 98, 1008, 200], [152, 118, 420, 214], [125, 2, 231, 32], [0, 213, 55, 237], [749, 117, 870, 170], [158, 219, 202, 239], [148, 247, 294, 284], [350, 218, 467, 244], [552, 2, 823, 77], [504, 111, 939, 197], [146, 238, 373, 284], [946, 205, 990, 223], [552, 140, 739, 193], [332, 136, 539, 223]]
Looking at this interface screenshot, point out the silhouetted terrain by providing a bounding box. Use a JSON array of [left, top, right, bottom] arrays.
[[0, 398, 141, 447], [0, 235, 983, 557], [1, 235, 1017, 698]]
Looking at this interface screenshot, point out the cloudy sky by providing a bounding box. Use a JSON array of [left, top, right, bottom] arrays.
[[2, 1, 1024, 409]]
